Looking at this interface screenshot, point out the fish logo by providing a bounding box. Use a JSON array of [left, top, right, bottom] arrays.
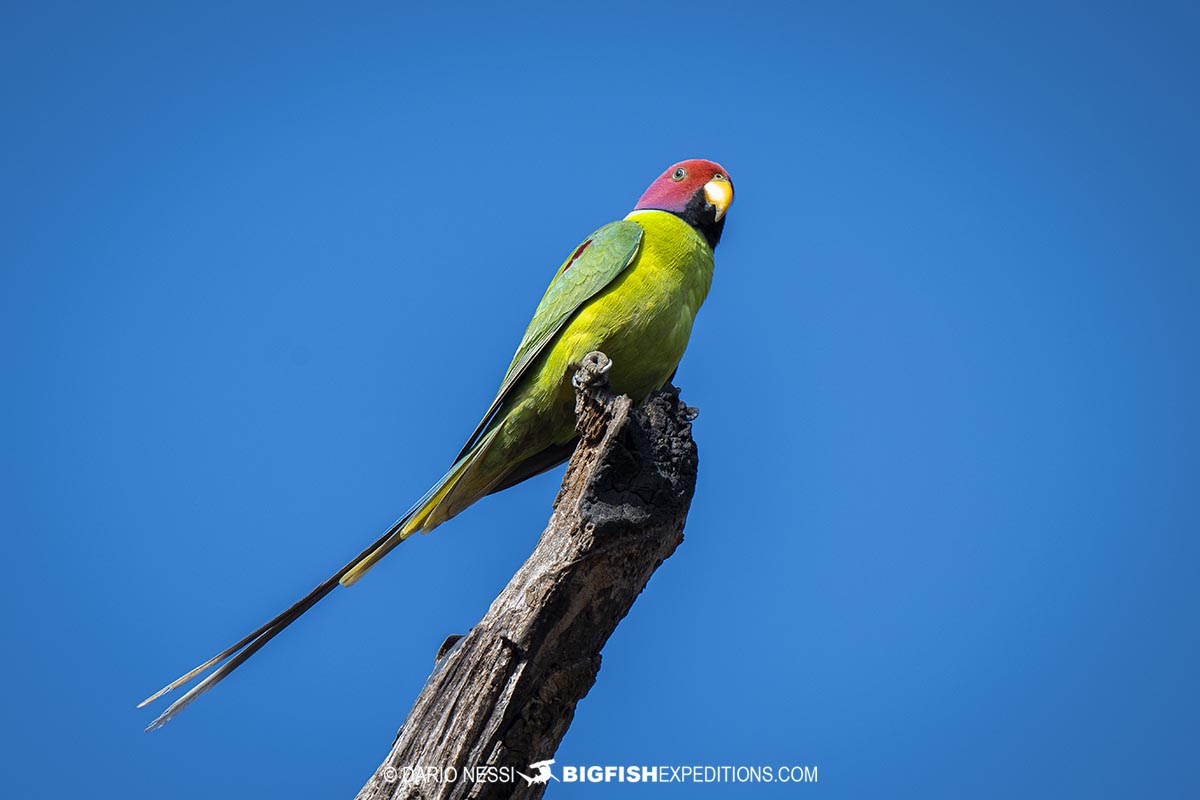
[[516, 759, 559, 785]]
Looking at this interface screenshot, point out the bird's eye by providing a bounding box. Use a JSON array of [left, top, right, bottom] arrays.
[[672, 167, 688, 181], [713, 173, 725, 181]]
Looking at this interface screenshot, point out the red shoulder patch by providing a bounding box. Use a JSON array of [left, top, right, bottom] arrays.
[[562, 239, 592, 273]]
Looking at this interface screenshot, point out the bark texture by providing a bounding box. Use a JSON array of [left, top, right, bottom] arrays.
[[355, 358, 699, 800]]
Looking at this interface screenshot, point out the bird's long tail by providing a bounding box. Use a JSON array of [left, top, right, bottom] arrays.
[[139, 428, 499, 731]]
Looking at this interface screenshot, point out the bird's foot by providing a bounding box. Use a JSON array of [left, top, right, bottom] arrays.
[[572, 351, 613, 390], [573, 352, 616, 441]]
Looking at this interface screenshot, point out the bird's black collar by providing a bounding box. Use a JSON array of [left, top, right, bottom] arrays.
[[675, 191, 725, 249]]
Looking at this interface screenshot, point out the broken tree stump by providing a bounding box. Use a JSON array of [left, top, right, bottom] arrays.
[[355, 352, 699, 799]]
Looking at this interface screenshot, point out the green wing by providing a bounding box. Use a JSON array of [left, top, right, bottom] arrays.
[[453, 219, 643, 462]]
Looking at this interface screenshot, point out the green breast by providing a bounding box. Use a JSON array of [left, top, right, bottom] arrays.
[[549, 209, 714, 402], [479, 210, 716, 476]]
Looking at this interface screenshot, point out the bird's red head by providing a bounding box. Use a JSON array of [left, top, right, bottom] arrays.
[[633, 159, 733, 248]]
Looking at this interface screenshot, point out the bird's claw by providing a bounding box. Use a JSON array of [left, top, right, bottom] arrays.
[[572, 351, 613, 390]]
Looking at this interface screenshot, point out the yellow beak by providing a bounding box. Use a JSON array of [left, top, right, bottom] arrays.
[[704, 177, 733, 222]]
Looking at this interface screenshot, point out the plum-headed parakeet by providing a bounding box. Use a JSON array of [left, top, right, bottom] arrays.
[[141, 159, 734, 729]]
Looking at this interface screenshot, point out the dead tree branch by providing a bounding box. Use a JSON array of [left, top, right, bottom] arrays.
[[355, 352, 699, 800]]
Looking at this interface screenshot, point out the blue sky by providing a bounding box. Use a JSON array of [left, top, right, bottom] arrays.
[[2, 2, 1197, 797]]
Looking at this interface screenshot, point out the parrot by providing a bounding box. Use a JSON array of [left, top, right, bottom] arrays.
[[140, 158, 734, 730]]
